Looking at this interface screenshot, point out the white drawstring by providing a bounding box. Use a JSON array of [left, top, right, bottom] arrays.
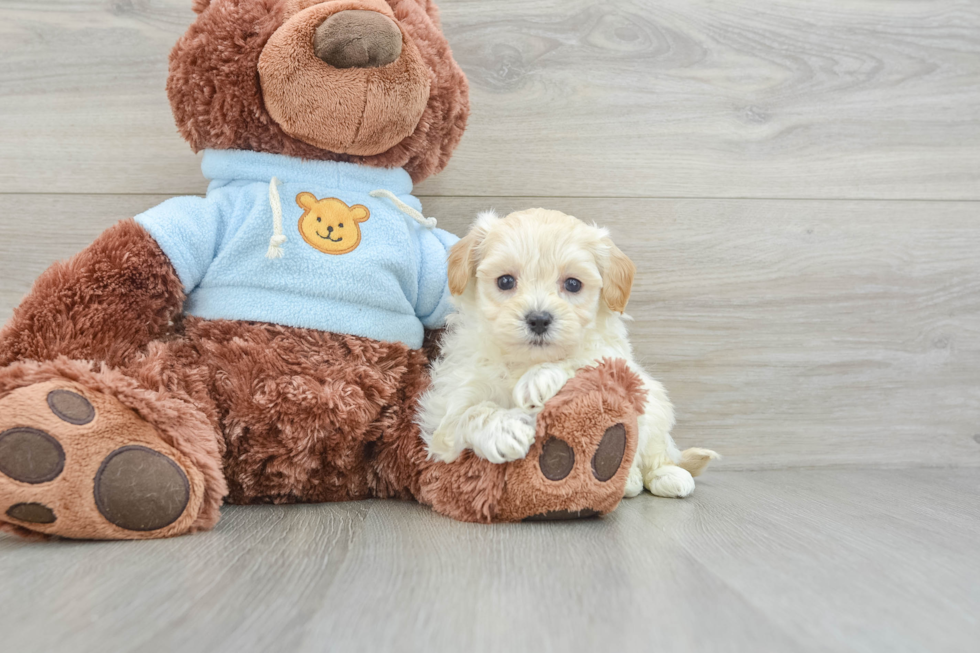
[[369, 189, 438, 229], [266, 176, 287, 259]]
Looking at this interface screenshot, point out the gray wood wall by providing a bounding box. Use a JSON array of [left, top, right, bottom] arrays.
[[1, 0, 978, 470]]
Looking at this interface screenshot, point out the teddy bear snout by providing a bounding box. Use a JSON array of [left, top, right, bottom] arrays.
[[313, 10, 403, 69]]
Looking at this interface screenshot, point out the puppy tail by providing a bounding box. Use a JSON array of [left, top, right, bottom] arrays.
[[677, 447, 720, 477]]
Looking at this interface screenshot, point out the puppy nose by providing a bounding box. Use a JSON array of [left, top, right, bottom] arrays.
[[327, 226, 334, 232], [313, 10, 403, 69], [526, 312, 553, 336]]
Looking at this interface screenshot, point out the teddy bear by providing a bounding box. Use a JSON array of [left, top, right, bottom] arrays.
[[0, 0, 647, 540]]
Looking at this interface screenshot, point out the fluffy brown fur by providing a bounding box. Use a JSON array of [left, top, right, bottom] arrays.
[[0, 220, 185, 370], [169, 0, 469, 182], [168, 318, 433, 504]]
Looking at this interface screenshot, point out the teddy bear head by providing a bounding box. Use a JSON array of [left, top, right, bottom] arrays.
[[169, 0, 469, 183], [295, 193, 370, 255]]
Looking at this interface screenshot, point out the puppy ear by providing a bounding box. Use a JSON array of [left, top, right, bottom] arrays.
[[447, 210, 497, 296], [600, 240, 636, 313]]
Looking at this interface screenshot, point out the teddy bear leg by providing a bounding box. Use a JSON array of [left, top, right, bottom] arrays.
[[0, 357, 226, 540], [417, 359, 647, 523]]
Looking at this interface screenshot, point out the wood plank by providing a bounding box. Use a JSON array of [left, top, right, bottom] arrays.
[[0, 469, 977, 652], [1, 194, 978, 470], [1, 0, 978, 199]]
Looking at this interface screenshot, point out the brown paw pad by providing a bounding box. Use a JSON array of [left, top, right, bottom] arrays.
[[591, 424, 626, 482], [6, 502, 56, 524], [539, 437, 575, 481], [94, 446, 190, 532], [0, 427, 66, 484], [46, 389, 95, 425]]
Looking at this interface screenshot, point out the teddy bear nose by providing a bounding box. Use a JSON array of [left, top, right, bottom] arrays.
[[313, 10, 403, 69]]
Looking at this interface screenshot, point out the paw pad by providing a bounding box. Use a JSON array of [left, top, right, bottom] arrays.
[[46, 389, 95, 425], [539, 437, 574, 480], [0, 427, 65, 484], [591, 424, 626, 482], [94, 446, 190, 532], [6, 502, 56, 524]]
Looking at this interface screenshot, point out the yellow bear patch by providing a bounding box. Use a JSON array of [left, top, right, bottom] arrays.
[[296, 192, 370, 255]]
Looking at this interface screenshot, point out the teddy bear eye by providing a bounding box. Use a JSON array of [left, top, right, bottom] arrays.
[[564, 278, 583, 293], [497, 275, 516, 291], [316, 217, 321, 222], [338, 223, 344, 228]]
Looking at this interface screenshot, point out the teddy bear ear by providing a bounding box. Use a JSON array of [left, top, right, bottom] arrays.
[[350, 206, 370, 222], [296, 192, 317, 210], [191, 0, 211, 14]]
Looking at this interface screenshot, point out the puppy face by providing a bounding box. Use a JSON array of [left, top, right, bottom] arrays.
[[448, 208, 635, 364]]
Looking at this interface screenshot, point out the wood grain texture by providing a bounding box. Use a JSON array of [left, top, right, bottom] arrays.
[[0, 469, 977, 653], [1, 0, 979, 198], [1, 193, 978, 470]]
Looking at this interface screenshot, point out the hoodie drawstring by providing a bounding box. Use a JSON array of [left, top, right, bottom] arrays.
[[369, 189, 438, 229], [266, 176, 287, 259]]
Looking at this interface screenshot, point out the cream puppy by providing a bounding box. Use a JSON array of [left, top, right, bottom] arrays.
[[418, 208, 717, 498]]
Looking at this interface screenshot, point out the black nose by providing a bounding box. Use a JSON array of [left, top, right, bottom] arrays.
[[313, 10, 403, 69], [526, 312, 553, 336], [327, 226, 333, 232]]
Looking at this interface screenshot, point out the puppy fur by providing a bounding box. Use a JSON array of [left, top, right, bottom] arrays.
[[418, 208, 718, 498]]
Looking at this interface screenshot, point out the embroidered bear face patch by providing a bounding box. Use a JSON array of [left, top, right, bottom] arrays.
[[296, 193, 370, 255]]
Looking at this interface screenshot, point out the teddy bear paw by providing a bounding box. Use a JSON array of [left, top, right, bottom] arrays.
[[493, 360, 645, 522], [0, 381, 203, 539]]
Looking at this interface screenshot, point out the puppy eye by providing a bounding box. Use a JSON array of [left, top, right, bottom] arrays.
[[316, 217, 321, 222], [564, 278, 583, 293], [338, 223, 344, 228], [496, 275, 516, 291]]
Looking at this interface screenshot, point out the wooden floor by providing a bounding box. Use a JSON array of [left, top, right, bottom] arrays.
[[0, 469, 977, 653], [1, 0, 979, 651]]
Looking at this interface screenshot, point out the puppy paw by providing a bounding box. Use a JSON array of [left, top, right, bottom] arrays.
[[470, 410, 537, 464], [513, 364, 571, 412], [624, 463, 644, 498], [645, 465, 695, 498]]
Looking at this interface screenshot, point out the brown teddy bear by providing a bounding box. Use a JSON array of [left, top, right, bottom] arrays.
[[0, 0, 646, 540]]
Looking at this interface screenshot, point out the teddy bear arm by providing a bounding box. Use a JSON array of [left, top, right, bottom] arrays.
[[0, 219, 185, 369]]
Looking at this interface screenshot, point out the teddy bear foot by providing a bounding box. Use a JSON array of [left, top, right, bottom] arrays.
[[418, 359, 646, 523], [518, 428, 629, 521], [0, 381, 207, 540], [492, 360, 645, 522]]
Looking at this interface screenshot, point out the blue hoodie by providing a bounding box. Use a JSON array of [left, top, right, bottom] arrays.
[[135, 149, 458, 349]]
